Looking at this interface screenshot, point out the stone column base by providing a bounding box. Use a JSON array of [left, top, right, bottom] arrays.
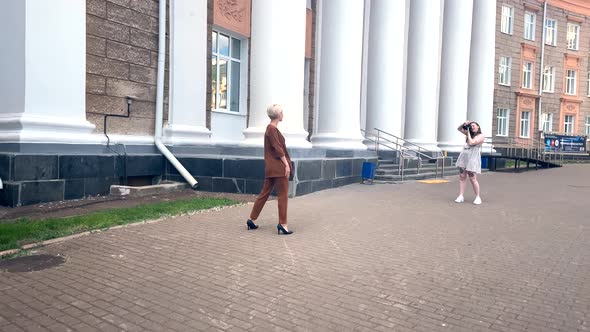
[[0, 114, 96, 144], [437, 142, 466, 153], [240, 127, 266, 147], [404, 139, 442, 153], [241, 127, 312, 148], [311, 133, 367, 150], [162, 124, 211, 145]]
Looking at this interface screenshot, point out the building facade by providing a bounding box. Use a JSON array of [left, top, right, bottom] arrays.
[[0, 0, 498, 207], [494, 0, 590, 141]]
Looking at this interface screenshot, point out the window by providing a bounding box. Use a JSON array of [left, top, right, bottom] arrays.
[[497, 108, 509, 136], [566, 69, 577, 95], [524, 12, 536, 40], [542, 66, 554, 92], [586, 116, 590, 135], [564, 115, 575, 133], [542, 113, 553, 132], [545, 19, 557, 46], [587, 72, 590, 96], [498, 57, 511, 85], [522, 61, 533, 89], [520, 111, 531, 138], [567, 23, 580, 50], [501, 6, 514, 34], [211, 31, 242, 113]]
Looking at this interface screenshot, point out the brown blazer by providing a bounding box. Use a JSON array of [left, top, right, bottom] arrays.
[[264, 125, 291, 178]]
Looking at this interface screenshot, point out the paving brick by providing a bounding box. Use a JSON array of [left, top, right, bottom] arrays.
[[2, 166, 590, 331]]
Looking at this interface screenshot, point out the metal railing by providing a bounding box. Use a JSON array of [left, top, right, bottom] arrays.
[[483, 135, 564, 167], [361, 128, 446, 181]]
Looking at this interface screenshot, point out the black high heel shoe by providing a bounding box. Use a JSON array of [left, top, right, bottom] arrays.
[[246, 219, 258, 230], [277, 224, 293, 235]]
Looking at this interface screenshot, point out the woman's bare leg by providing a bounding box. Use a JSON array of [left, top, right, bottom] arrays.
[[468, 172, 480, 197], [459, 171, 467, 196]]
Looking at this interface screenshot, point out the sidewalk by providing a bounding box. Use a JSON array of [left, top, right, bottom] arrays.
[[1, 165, 589, 331]]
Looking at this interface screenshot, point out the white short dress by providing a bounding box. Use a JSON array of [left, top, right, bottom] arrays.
[[455, 139, 482, 174]]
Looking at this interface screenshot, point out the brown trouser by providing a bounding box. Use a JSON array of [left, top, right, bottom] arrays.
[[249, 177, 289, 224]]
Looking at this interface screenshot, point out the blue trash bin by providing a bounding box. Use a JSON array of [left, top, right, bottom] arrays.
[[481, 157, 488, 169], [361, 162, 377, 184]]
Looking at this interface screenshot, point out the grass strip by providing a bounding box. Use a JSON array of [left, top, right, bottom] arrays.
[[0, 197, 237, 252]]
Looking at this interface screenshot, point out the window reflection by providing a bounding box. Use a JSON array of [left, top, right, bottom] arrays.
[[211, 56, 217, 110], [219, 59, 227, 109], [211, 31, 242, 112]]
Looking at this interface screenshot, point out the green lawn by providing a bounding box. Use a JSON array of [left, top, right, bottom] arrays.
[[0, 197, 237, 252], [501, 159, 539, 168]]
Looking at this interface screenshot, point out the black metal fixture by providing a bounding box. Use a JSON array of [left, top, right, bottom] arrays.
[[104, 96, 134, 147]]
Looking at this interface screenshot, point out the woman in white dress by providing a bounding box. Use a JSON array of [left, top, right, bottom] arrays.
[[455, 121, 484, 205]]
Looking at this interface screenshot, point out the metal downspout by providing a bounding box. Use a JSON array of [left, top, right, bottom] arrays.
[[155, 0, 198, 189], [538, 1, 548, 135]]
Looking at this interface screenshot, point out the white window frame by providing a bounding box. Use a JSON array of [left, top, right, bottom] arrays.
[[497, 108, 509, 136], [585, 116, 590, 136], [211, 29, 248, 115], [545, 18, 557, 46], [564, 115, 575, 133], [567, 22, 580, 50], [542, 113, 553, 132], [520, 111, 531, 138], [542, 66, 554, 92], [522, 61, 533, 89], [501, 5, 514, 35], [565, 69, 577, 95], [498, 57, 512, 86], [524, 11, 536, 40]]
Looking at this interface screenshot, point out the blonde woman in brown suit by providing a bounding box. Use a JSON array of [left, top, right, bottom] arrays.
[[246, 104, 293, 235]]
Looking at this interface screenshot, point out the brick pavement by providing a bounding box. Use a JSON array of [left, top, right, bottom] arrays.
[[1, 164, 589, 332]]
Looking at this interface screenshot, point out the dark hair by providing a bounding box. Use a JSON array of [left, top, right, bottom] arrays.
[[468, 122, 482, 136]]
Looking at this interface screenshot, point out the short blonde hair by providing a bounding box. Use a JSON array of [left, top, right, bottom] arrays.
[[266, 104, 283, 120]]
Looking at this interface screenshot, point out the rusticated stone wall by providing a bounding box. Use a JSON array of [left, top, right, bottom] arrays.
[[86, 0, 167, 136]]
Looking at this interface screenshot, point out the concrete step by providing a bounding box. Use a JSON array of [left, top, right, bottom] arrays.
[[374, 169, 461, 182], [378, 157, 454, 168], [376, 163, 455, 174]]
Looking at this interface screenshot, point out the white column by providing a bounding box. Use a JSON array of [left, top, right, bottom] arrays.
[[311, 0, 366, 150], [0, 0, 95, 143], [437, 0, 473, 152], [243, 0, 311, 148], [365, 0, 408, 138], [404, 0, 444, 151], [163, 0, 211, 145], [467, 0, 496, 144], [359, 0, 371, 132]]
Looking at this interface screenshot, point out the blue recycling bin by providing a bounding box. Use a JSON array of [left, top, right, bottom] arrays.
[[361, 162, 377, 184], [481, 157, 488, 169]]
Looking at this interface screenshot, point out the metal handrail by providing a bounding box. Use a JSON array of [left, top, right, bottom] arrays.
[[484, 134, 564, 167], [362, 131, 410, 179], [361, 128, 447, 181], [373, 128, 440, 159], [362, 132, 408, 156]]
